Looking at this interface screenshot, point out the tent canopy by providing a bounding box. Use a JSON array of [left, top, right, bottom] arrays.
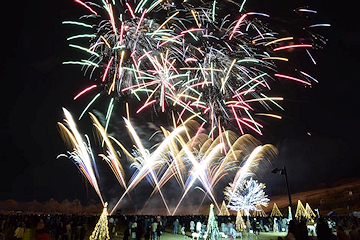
[[327, 211, 339, 217]]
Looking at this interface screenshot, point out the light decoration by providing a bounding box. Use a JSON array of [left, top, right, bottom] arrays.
[[89, 202, 110, 240], [253, 204, 267, 217], [219, 201, 230, 216], [235, 210, 246, 232], [224, 178, 269, 216], [305, 203, 316, 220], [295, 200, 307, 220], [270, 202, 283, 217], [205, 204, 220, 240]]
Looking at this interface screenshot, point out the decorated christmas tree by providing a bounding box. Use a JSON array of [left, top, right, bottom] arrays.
[[270, 203, 283, 217], [205, 204, 220, 240], [253, 204, 267, 217], [295, 200, 306, 220], [305, 203, 316, 220], [235, 210, 246, 232], [219, 201, 230, 216], [89, 202, 110, 240]]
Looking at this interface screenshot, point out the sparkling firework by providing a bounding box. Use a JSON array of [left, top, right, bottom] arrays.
[[64, 0, 329, 136], [57, 108, 105, 206], [58, 109, 276, 215]]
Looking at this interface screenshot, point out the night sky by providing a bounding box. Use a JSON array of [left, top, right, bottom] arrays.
[[1, 0, 359, 207]]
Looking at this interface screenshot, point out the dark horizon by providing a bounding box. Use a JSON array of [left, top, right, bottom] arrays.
[[1, 178, 358, 216]]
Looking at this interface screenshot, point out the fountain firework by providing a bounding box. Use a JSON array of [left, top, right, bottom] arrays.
[[58, 108, 276, 214]]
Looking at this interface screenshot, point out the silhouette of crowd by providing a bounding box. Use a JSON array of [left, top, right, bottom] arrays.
[[0, 213, 359, 240]]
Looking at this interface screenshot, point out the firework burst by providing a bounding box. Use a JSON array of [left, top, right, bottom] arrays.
[[64, 0, 328, 136]]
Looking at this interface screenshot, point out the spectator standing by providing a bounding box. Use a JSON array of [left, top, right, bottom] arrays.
[[123, 225, 130, 240], [65, 222, 71, 240], [79, 224, 86, 240], [55, 222, 63, 240], [14, 222, 25, 240], [254, 220, 260, 235], [298, 220, 309, 240], [108, 217, 114, 238], [273, 218, 278, 232], [136, 222, 143, 240], [156, 223, 162, 240], [251, 218, 256, 234], [285, 220, 297, 240], [36, 219, 50, 240], [337, 226, 348, 240], [173, 219, 179, 235], [316, 218, 332, 240], [131, 221, 137, 239], [282, 218, 287, 232], [36, 219, 45, 234], [246, 219, 251, 233], [196, 220, 202, 233], [144, 227, 150, 240], [36, 219, 45, 240], [349, 226, 360, 240], [220, 222, 226, 234], [190, 220, 195, 233], [151, 221, 157, 240]]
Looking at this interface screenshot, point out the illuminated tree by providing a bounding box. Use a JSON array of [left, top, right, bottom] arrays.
[[224, 178, 269, 216], [295, 200, 306, 220], [219, 201, 230, 216], [205, 204, 220, 240], [253, 204, 266, 217], [305, 203, 316, 220], [270, 202, 283, 217], [90, 202, 110, 240], [235, 210, 246, 231]]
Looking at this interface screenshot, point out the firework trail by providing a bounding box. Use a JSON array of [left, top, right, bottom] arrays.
[[58, 108, 277, 214], [138, 121, 264, 215], [171, 139, 225, 215], [109, 117, 187, 215], [113, 119, 276, 215], [90, 112, 127, 189], [57, 108, 105, 206]]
